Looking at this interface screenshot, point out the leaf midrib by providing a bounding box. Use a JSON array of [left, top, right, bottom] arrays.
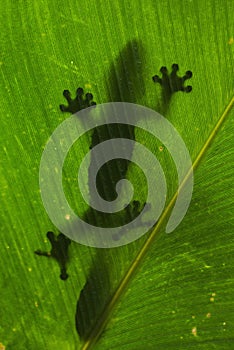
[[81, 95, 234, 350]]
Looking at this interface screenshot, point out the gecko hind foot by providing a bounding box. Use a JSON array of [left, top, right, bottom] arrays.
[[35, 231, 71, 281]]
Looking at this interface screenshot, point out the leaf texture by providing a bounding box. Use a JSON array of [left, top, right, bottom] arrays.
[[0, 1, 233, 349]]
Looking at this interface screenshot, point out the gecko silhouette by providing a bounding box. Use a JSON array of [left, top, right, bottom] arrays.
[[35, 43, 192, 288]]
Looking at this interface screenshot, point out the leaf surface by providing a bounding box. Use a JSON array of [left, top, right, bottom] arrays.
[[0, 1, 233, 349]]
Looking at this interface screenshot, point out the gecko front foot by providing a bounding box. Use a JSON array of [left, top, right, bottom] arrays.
[[152, 63, 192, 94], [60, 87, 96, 114]]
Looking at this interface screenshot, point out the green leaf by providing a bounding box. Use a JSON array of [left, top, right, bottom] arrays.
[[0, 1, 233, 350]]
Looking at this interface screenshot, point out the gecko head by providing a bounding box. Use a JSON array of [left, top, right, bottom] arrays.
[[60, 87, 96, 114], [152, 63, 192, 95]]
